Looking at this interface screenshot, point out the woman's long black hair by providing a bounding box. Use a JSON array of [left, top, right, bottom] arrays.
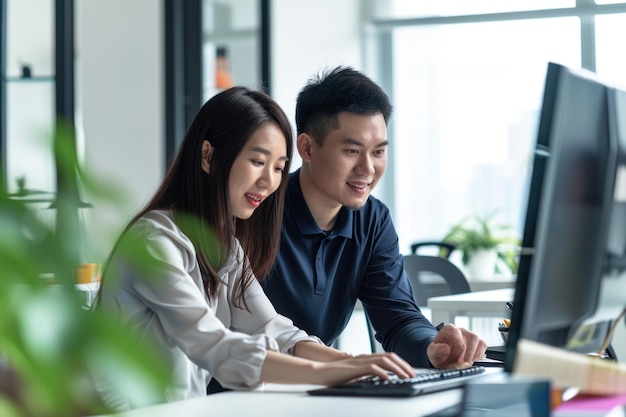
[[102, 87, 293, 310]]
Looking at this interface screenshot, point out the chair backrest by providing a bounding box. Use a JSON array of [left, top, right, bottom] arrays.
[[410, 241, 456, 259], [403, 254, 471, 306]]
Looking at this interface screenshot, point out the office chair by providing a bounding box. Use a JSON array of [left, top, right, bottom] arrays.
[[402, 254, 471, 306], [410, 241, 456, 260], [404, 240, 472, 305], [365, 245, 471, 353]]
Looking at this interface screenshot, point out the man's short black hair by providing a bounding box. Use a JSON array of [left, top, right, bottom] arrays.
[[295, 66, 393, 144]]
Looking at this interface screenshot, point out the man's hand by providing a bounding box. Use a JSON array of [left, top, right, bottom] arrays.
[[426, 324, 487, 369]]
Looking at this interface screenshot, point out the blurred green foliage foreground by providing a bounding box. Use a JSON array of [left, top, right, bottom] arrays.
[[0, 124, 169, 417]]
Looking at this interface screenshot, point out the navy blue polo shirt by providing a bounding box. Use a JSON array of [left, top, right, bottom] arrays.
[[263, 169, 437, 367]]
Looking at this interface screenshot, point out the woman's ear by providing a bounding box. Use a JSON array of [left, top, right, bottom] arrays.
[[201, 140, 214, 174], [297, 133, 314, 163]]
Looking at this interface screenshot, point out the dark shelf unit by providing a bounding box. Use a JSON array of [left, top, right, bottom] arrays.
[[0, 0, 6, 196], [164, 0, 271, 168], [0, 0, 77, 198], [1, 0, 87, 273]]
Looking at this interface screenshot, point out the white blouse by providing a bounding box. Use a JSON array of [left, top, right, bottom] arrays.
[[97, 210, 321, 409]]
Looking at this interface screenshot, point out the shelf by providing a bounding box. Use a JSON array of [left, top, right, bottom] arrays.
[[47, 199, 93, 209], [202, 28, 257, 42], [4, 75, 55, 82], [7, 198, 92, 210], [8, 191, 56, 204]]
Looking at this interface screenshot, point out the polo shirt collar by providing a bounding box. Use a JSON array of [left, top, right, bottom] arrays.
[[289, 169, 353, 239]]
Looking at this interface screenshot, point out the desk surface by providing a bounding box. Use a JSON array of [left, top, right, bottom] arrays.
[[428, 288, 514, 305], [92, 383, 466, 417], [428, 288, 515, 326], [89, 369, 574, 417], [468, 276, 516, 292]]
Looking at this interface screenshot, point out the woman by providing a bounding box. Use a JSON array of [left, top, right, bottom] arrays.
[[96, 87, 413, 410]]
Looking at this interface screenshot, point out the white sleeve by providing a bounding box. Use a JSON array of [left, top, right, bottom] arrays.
[[123, 221, 273, 390]]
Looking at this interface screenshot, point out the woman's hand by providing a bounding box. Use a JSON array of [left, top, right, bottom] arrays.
[[310, 352, 415, 387], [260, 350, 414, 387]]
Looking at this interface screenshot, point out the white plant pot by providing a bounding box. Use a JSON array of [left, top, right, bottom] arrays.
[[465, 249, 498, 280]]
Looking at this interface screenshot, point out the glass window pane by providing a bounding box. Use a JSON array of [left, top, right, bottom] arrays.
[[6, 0, 54, 77], [595, 13, 626, 85], [389, 18, 580, 256], [369, 0, 574, 20], [5, 0, 56, 195], [202, 0, 260, 100], [6, 82, 56, 195]]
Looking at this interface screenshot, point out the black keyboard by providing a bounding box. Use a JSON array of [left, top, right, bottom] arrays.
[[307, 366, 486, 397]]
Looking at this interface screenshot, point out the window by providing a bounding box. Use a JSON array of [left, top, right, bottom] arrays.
[[201, 0, 262, 100], [595, 13, 626, 79], [369, 0, 574, 20], [367, 2, 626, 258]]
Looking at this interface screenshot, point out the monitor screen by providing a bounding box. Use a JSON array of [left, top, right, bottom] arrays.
[[504, 62, 626, 372]]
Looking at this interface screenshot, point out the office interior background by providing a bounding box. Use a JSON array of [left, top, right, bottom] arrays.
[[6, 0, 626, 258], [4, 0, 626, 353]]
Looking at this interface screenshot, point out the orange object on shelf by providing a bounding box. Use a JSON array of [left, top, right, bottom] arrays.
[[215, 46, 233, 89], [75, 263, 100, 284]]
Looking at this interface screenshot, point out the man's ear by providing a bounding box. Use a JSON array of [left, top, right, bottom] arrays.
[[201, 140, 214, 174], [297, 133, 314, 163]]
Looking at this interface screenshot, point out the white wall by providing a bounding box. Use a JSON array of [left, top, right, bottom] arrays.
[[270, 0, 363, 169], [77, 0, 164, 261], [73, 0, 364, 261]]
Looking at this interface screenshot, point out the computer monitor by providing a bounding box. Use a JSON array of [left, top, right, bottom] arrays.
[[504, 62, 626, 372]]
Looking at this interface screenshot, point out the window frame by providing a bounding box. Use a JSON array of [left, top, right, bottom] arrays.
[[364, 0, 626, 254]]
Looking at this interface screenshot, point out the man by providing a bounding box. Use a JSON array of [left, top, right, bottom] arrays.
[[264, 66, 487, 369]]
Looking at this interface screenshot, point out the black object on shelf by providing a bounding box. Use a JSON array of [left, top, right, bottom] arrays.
[[20, 64, 31, 78]]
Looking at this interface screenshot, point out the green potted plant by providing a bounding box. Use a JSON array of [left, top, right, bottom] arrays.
[[0, 125, 168, 417], [442, 213, 520, 278]]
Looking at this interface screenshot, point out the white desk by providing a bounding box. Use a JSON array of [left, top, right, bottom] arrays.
[[418, 273, 516, 292], [90, 384, 465, 417], [88, 370, 568, 417], [468, 276, 516, 292], [428, 288, 515, 326]]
